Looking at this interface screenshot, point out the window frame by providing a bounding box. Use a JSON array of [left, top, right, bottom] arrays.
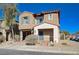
[[22, 16, 30, 25]]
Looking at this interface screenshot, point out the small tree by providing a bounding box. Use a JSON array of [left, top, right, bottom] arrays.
[[76, 32, 79, 34], [60, 31, 70, 40], [1, 4, 18, 41]]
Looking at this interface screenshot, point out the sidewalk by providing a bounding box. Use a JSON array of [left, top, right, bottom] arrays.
[[7, 45, 79, 54]]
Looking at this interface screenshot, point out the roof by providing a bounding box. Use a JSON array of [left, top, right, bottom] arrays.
[[20, 10, 60, 17], [33, 10, 60, 17], [42, 10, 60, 14]]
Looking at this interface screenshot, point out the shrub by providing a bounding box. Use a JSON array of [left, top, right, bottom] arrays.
[[25, 34, 38, 45]]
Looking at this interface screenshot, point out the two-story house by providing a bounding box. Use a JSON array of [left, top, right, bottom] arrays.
[[19, 10, 60, 44]]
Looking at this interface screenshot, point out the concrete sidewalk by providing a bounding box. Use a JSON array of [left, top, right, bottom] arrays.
[[0, 44, 79, 54], [8, 46, 79, 54]]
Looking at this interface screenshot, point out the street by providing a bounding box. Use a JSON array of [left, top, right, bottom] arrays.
[[0, 48, 70, 55]]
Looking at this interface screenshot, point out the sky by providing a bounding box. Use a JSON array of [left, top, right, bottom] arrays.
[[0, 3, 79, 34]]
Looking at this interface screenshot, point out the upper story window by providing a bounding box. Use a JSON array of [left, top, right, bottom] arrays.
[[37, 18, 43, 24], [48, 14, 52, 20], [21, 16, 29, 24], [36, 16, 43, 24]]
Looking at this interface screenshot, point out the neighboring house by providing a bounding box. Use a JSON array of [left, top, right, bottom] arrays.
[[0, 19, 5, 35], [0, 20, 3, 32], [19, 10, 60, 44], [0, 19, 19, 41], [69, 34, 79, 39]]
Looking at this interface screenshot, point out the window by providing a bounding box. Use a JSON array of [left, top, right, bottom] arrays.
[[37, 18, 43, 24], [24, 17, 28, 19], [39, 18, 43, 23], [22, 16, 29, 24], [36, 16, 43, 24], [48, 14, 52, 20]]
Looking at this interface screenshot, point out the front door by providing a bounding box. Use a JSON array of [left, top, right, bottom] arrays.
[[39, 31, 44, 40]]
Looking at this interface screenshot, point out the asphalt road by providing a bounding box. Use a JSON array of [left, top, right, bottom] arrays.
[[0, 48, 70, 55]]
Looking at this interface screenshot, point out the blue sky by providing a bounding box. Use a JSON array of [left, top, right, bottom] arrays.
[[0, 3, 79, 34]]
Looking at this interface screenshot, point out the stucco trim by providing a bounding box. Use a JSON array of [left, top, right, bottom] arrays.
[[33, 22, 60, 28]]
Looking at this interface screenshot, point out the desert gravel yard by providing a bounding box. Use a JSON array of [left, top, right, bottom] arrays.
[[0, 40, 79, 54]]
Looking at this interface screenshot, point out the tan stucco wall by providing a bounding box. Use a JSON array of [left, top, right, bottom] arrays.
[[19, 12, 60, 30], [44, 12, 59, 26], [19, 12, 36, 30]]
